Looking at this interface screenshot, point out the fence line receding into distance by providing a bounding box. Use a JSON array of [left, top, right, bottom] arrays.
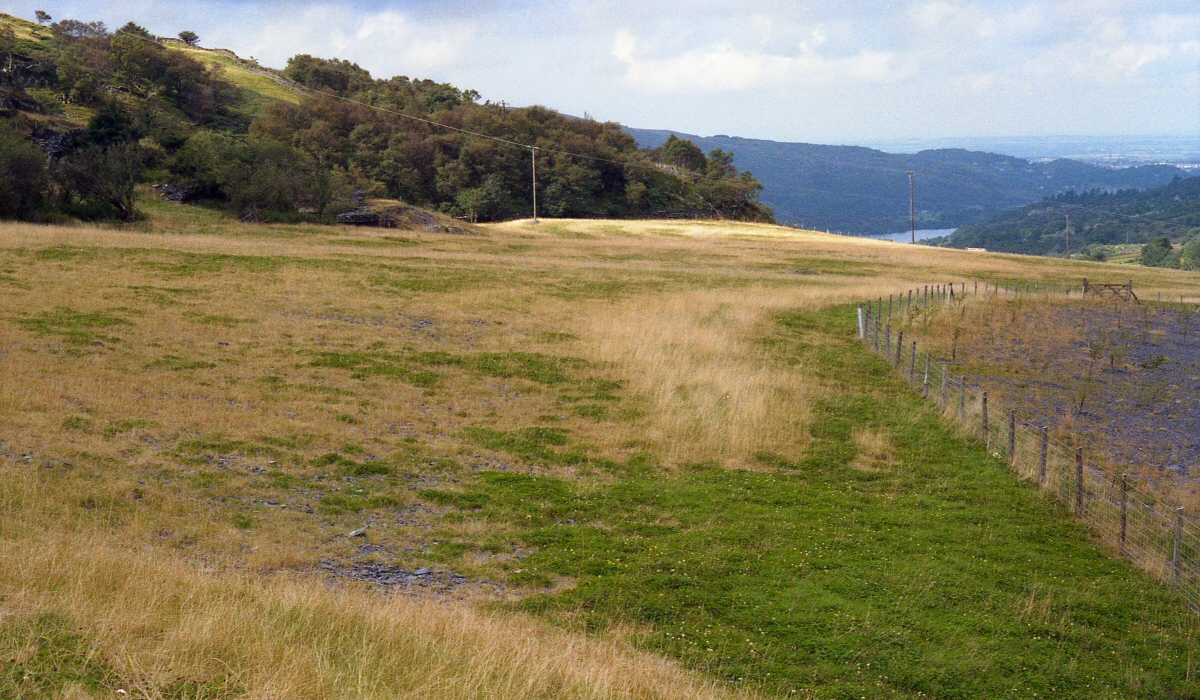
[[858, 280, 1200, 613]]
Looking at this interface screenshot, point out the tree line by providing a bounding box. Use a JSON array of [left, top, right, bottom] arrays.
[[940, 175, 1200, 269], [0, 12, 772, 224]]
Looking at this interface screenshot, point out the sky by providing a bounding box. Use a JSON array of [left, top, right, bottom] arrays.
[[4, 0, 1199, 144]]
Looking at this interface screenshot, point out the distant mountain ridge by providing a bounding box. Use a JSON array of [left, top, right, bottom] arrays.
[[625, 128, 1194, 235]]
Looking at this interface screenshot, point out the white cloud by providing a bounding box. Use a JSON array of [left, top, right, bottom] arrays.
[[1102, 42, 1174, 77], [969, 73, 995, 93], [610, 28, 913, 94], [1024, 39, 1175, 83], [235, 5, 474, 75]]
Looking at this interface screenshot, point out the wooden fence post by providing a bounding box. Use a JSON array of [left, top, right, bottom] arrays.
[[1174, 507, 1183, 585], [909, 342, 916, 382], [1039, 427, 1048, 485], [885, 322, 891, 357], [1008, 409, 1016, 465], [982, 391, 988, 444], [873, 311, 880, 352], [1075, 448, 1084, 517], [923, 353, 930, 396], [895, 330, 903, 367], [857, 305, 865, 339], [959, 377, 965, 418], [1120, 474, 1128, 556]]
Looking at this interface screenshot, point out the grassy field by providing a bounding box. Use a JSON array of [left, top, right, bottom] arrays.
[[3, 205, 1200, 698]]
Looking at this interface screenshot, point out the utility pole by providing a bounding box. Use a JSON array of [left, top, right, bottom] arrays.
[[1065, 214, 1070, 257], [531, 146, 539, 224], [906, 171, 916, 244]]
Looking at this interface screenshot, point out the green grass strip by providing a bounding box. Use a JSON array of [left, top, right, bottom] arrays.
[[435, 303, 1200, 698]]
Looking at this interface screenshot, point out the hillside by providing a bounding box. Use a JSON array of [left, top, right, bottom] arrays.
[[941, 175, 1200, 258], [626, 127, 1193, 234], [4, 201, 1200, 697], [0, 11, 770, 225]]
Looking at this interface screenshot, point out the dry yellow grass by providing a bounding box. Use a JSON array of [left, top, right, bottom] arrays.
[[1, 520, 753, 699], [849, 427, 895, 473], [3, 209, 1199, 697]]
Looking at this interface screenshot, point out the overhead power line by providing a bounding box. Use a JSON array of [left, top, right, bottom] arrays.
[[1037, 199, 1200, 232]]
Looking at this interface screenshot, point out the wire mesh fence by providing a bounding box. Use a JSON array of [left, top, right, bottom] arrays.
[[859, 283, 1200, 613]]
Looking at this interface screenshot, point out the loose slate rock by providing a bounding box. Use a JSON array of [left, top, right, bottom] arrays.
[[325, 561, 471, 593]]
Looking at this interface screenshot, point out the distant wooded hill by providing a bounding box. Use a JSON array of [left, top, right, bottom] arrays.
[[625, 128, 1194, 235], [939, 175, 1200, 259]]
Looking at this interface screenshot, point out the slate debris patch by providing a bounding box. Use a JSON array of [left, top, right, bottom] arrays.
[[321, 559, 470, 591]]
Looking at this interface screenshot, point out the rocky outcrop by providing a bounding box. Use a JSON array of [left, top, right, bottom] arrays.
[[337, 200, 481, 235]]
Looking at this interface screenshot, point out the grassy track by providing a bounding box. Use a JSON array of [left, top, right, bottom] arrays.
[[426, 304, 1200, 698]]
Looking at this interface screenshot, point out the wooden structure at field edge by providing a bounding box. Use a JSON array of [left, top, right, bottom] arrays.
[[1083, 278, 1140, 304]]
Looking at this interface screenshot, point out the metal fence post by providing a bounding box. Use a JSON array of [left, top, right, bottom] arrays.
[[1120, 474, 1127, 556], [1174, 507, 1183, 585], [959, 377, 965, 418], [940, 364, 947, 406], [1075, 448, 1084, 517], [1039, 427, 1048, 486], [1008, 409, 1016, 465]]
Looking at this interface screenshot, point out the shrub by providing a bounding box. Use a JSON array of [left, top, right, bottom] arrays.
[[0, 124, 51, 220], [54, 143, 145, 221], [1140, 236, 1173, 267], [1178, 233, 1200, 271]]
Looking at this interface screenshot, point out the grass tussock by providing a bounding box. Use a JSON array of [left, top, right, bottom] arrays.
[[849, 427, 895, 472]]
